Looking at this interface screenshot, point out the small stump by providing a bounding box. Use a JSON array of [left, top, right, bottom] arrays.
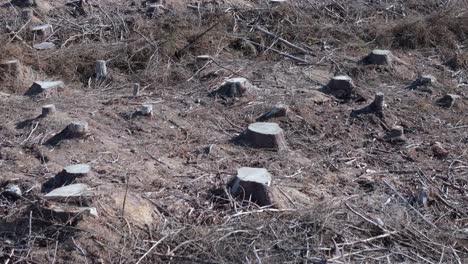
[[44, 183, 93, 202], [147, 4, 163, 17], [409, 75, 436, 93], [257, 104, 290, 121], [41, 104, 56, 117], [326, 75, 355, 99], [431, 142, 449, 158], [384, 126, 406, 143], [132, 83, 140, 96], [363, 49, 393, 65], [66, 121, 89, 138], [351, 92, 384, 118], [25, 81, 63, 97], [243, 122, 288, 151], [228, 167, 273, 206], [436, 94, 460, 108], [42, 164, 91, 192], [95, 60, 108, 81], [140, 104, 153, 116], [211, 77, 251, 98], [0, 59, 22, 78], [31, 24, 53, 36], [22, 9, 33, 20], [3, 184, 22, 199]]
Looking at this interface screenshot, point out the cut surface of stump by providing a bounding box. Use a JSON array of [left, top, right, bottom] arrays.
[[436, 94, 460, 108], [33, 42, 56, 50], [31, 24, 52, 36], [364, 49, 393, 65], [25, 81, 63, 96], [41, 104, 56, 117], [95, 60, 108, 80], [384, 125, 406, 143], [228, 167, 273, 206], [351, 92, 384, 118], [257, 104, 290, 121], [243, 122, 288, 151], [42, 164, 91, 192], [211, 77, 251, 98], [325, 75, 355, 100], [44, 183, 93, 201]]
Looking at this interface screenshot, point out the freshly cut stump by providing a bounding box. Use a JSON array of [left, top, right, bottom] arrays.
[[66, 121, 89, 138], [45, 183, 93, 201], [228, 167, 273, 206], [244, 122, 288, 151], [31, 24, 53, 36], [140, 104, 153, 116], [384, 126, 406, 143], [132, 83, 140, 96], [95, 60, 108, 80], [436, 94, 460, 108], [409, 75, 436, 93], [326, 75, 355, 99], [25, 81, 63, 96], [364, 49, 393, 65], [257, 104, 290, 121], [212, 77, 251, 98], [41, 104, 56, 117], [42, 164, 91, 191], [33, 42, 56, 50]]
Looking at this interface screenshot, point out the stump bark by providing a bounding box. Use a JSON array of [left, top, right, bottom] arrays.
[[364, 49, 393, 65], [326, 75, 355, 99], [95, 60, 108, 80], [228, 167, 273, 206], [41, 104, 56, 117], [211, 77, 251, 98], [25, 81, 63, 97], [243, 122, 288, 151]]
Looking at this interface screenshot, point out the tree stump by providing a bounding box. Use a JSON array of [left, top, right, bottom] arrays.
[[409, 75, 436, 93], [42, 164, 91, 192], [33, 42, 56, 50], [25, 81, 63, 97], [21, 9, 33, 21], [243, 122, 288, 151], [211, 77, 251, 98], [133, 83, 140, 96], [3, 184, 22, 199], [147, 4, 163, 17], [41, 104, 56, 117], [257, 104, 290, 121], [436, 94, 460, 108], [0, 59, 22, 78], [384, 125, 406, 143], [326, 75, 355, 99], [140, 104, 153, 116], [44, 183, 93, 201], [364, 49, 393, 65], [351, 92, 384, 118], [66, 121, 89, 138], [95, 60, 108, 81], [228, 167, 273, 206], [31, 24, 53, 36]]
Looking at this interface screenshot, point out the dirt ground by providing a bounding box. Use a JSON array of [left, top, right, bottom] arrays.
[[0, 0, 467, 263]]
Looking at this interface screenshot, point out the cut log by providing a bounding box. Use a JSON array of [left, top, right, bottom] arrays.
[[140, 104, 153, 116], [364, 49, 393, 65], [243, 122, 288, 151], [211, 77, 251, 98], [24, 81, 63, 97], [33, 42, 56, 50], [95, 60, 108, 80], [42, 164, 91, 192], [351, 92, 384, 118], [31, 24, 53, 36], [256, 104, 290, 121], [41, 104, 56, 117], [228, 167, 273, 206], [326, 75, 355, 99], [436, 94, 460, 108], [132, 83, 140, 96], [384, 125, 406, 143], [0, 59, 22, 78]]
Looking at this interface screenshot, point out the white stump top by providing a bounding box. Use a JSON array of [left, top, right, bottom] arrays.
[[237, 167, 272, 185], [248, 122, 283, 135], [225, 77, 247, 84], [34, 81, 63, 89], [332, 75, 352, 81], [372, 49, 392, 55], [64, 164, 91, 174]]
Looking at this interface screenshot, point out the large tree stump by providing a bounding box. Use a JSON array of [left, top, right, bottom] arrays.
[[42, 164, 91, 192], [351, 92, 385, 118], [25, 81, 63, 97], [326, 75, 355, 99], [228, 167, 273, 206], [363, 49, 393, 65], [243, 122, 288, 151], [41, 104, 56, 117], [256, 104, 290, 121], [211, 77, 251, 98], [95, 60, 108, 81]]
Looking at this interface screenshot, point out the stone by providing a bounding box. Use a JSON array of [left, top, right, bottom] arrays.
[[33, 42, 56, 50], [326, 75, 355, 99], [211, 77, 251, 98], [228, 167, 273, 206], [364, 49, 393, 65], [3, 184, 22, 198], [111, 191, 157, 227], [24, 81, 63, 96], [436, 94, 460, 108], [243, 122, 288, 151], [44, 183, 93, 201]]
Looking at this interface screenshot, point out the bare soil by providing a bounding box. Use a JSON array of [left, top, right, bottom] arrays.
[[0, 0, 467, 263]]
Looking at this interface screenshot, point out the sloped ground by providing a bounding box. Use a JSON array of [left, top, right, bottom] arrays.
[[0, 0, 467, 263]]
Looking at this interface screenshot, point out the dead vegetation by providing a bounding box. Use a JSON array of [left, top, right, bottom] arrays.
[[0, 0, 467, 263]]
